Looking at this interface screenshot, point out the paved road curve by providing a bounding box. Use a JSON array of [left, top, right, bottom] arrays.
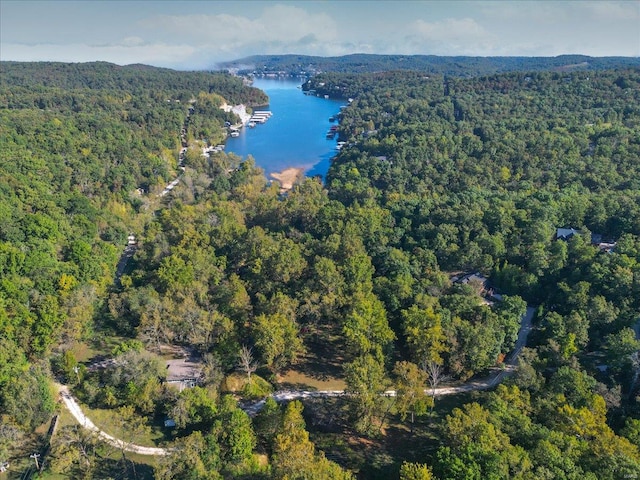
[[57, 385, 170, 456]]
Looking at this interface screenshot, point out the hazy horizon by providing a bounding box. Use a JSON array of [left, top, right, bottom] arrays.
[[2, 1, 639, 70]]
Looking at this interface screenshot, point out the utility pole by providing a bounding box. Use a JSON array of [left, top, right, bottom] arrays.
[[29, 453, 40, 470]]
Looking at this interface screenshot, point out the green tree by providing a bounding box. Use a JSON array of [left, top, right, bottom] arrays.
[[2, 364, 55, 430], [253, 312, 305, 373], [621, 418, 640, 448], [402, 301, 448, 366], [216, 398, 256, 465], [343, 291, 395, 360], [30, 294, 63, 355], [48, 425, 99, 479], [171, 386, 218, 431], [438, 402, 532, 479], [155, 431, 222, 480], [344, 354, 389, 436], [253, 396, 282, 449], [494, 295, 527, 351], [393, 361, 433, 427], [603, 327, 640, 379], [399, 461, 434, 480], [272, 401, 315, 479], [272, 401, 353, 479]]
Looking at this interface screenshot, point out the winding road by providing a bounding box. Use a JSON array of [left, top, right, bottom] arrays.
[[57, 385, 170, 456], [243, 306, 536, 415], [58, 307, 536, 455], [56, 102, 539, 456]]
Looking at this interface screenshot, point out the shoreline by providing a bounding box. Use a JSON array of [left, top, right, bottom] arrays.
[[222, 103, 307, 192], [270, 167, 304, 192], [220, 103, 252, 125]]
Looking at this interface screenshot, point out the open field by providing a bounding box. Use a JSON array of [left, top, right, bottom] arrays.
[[278, 369, 347, 391]]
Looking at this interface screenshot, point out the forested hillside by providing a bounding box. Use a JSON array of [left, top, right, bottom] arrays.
[[220, 53, 640, 77], [0, 62, 267, 477], [1, 61, 640, 479]]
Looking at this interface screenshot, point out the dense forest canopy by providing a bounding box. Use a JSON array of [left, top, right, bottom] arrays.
[[0, 62, 269, 476], [2, 61, 269, 106], [1, 59, 640, 479]]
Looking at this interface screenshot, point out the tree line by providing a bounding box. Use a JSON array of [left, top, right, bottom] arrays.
[[1, 61, 640, 479]]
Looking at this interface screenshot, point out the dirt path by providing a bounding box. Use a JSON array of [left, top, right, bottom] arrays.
[[56, 105, 202, 458], [243, 306, 536, 415], [57, 385, 170, 456], [61, 307, 535, 451]]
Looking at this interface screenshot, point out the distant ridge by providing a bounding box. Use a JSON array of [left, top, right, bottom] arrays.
[[217, 53, 640, 77], [0, 61, 216, 89], [0, 61, 269, 106]]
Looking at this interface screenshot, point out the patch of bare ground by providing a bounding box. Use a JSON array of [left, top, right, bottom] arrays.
[[270, 167, 304, 192], [278, 324, 347, 391]]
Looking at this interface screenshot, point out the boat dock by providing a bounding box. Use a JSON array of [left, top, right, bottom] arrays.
[[248, 110, 273, 125]]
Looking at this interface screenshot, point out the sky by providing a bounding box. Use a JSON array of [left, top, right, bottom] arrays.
[[1, 1, 639, 70]]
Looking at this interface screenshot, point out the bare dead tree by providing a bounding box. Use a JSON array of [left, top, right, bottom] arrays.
[[424, 361, 449, 408], [238, 345, 258, 379]]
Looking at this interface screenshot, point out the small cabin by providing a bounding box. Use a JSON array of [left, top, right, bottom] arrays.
[[556, 227, 580, 241]]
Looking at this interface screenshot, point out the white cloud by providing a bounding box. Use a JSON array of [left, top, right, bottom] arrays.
[[121, 37, 145, 47], [1, 1, 637, 67], [404, 17, 497, 55], [479, 1, 569, 22], [474, 1, 640, 57], [140, 4, 338, 51], [412, 17, 487, 39]]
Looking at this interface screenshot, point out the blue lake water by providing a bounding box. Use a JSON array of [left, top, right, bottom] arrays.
[[224, 78, 345, 179]]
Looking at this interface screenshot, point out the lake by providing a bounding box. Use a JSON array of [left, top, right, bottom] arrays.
[[224, 77, 345, 180]]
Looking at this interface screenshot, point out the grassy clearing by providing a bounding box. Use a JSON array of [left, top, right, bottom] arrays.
[[305, 391, 482, 478], [36, 472, 67, 479], [47, 401, 160, 478], [67, 341, 102, 363], [278, 324, 348, 391], [119, 451, 161, 470], [223, 372, 273, 400], [40, 449, 157, 480], [78, 403, 168, 448], [278, 368, 346, 391], [56, 402, 78, 429], [69, 334, 137, 365]]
